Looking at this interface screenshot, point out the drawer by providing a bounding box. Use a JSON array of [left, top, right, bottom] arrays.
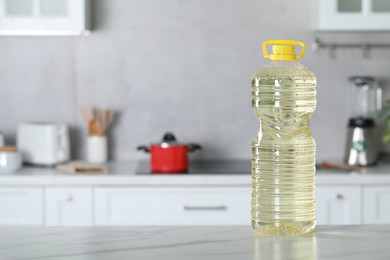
[[95, 187, 251, 226], [0, 187, 43, 225], [45, 187, 93, 226], [363, 186, 390, 224], [316, 186, 361, 225]]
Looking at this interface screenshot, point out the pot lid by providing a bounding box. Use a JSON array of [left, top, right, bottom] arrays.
[[140, 132, 201, 152], [349, 76, 375, 86], [156, 132, 179, 147], [162, 132, 177, 143]]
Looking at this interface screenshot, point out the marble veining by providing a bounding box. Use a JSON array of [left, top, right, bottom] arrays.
[[0, 226, 389, 260]]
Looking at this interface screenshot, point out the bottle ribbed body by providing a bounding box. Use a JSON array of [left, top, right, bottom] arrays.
[[251, 60, 316, 235]]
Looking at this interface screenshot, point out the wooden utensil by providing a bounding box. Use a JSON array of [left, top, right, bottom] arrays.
[[81, 107, 113, 136], [321, 161, 362, 172], [81, 107, 94, 125], [89, 119, 104, 136], [0, 146, 17, 153]]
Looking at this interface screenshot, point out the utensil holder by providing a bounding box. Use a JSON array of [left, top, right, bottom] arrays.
[[87, 136, 107, 163]]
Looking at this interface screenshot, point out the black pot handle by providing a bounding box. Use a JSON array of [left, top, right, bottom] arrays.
[[137, 146, 150, 153], [188, 143, 202, 152]]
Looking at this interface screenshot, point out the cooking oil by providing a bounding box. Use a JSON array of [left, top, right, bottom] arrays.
[[251, 40, 316, 236]]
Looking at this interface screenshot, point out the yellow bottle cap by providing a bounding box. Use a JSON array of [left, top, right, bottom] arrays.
[[262, 40, 307, 61]]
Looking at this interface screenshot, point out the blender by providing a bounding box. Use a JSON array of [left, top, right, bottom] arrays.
[[345, 76, 382, 166]]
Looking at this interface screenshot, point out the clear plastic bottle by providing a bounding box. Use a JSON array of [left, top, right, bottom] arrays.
[[251, 40, 316, 235]]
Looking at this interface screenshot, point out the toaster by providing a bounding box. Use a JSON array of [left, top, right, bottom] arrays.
[[17, 123, 70, 165]]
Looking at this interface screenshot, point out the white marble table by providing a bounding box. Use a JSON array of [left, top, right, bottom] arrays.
[[0, 226, 389, 260]]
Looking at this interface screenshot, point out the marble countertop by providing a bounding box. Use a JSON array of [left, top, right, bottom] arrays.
[[0, 226, 388, 260], [0, 161, 251, 186], [1, 160, 390, 186]]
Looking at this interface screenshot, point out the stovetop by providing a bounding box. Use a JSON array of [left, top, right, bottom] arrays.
[[135, 160, 251, 175]]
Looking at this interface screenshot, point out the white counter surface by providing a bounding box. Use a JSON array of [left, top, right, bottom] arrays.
[[0, 225, 389, 260], [1, 161, 390, 186]]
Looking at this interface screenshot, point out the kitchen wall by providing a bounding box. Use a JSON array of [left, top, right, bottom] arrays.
[[1, 0, 390, 161]]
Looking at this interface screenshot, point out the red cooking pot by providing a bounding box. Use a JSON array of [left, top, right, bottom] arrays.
[[137, 133, 202, 173]]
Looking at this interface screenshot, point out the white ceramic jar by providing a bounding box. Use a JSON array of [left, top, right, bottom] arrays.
[[86, 136, 107, 164], [0, 150, 22, 174]]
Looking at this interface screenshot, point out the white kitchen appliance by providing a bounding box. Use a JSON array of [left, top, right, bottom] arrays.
[[17, 123, 70, 165]]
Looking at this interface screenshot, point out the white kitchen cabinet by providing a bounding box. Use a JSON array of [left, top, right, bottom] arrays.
[[5, 162, 390, 227], [0, 188, 43, 225], [45, 187, 93, 226], [0, 0, 90, 35], [316, 186, 361, 225], [363, 186, 390, 224], [95, 187, 251, 226], [317, 0, 390, 30]]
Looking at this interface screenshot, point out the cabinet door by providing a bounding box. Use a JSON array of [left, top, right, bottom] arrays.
[[317, 0, 390, 31], [363, 186, 390, 224], [316, 186, 361, 225], [45, 187, 92, 226], [0, 0, 90, 35], [95, 187, 251, 226], [0, 188, 43, 225]]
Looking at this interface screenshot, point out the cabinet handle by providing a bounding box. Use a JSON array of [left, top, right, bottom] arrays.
[[183, 205, 227, 211], [336, 194, 344, 200], [64, 193, 73, 202]]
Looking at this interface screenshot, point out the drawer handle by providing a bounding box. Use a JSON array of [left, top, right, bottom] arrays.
[[336, 194, 344, 200], [64, 193, 73, 202], [183, 205, 227, 211]]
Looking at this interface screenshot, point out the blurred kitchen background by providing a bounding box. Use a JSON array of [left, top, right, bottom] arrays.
[[2, 0, 390, 228], [1, 0, 390, 161]]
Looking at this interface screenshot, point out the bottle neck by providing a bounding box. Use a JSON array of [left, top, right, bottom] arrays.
[[266, 60, 302, 68]]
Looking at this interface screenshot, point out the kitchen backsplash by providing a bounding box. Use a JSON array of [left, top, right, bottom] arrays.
[[1, 0, 390, 161]]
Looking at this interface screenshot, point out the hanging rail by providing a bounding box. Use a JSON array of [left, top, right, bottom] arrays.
[[313, 38, 390, 50], [312, 38, 390, 57]]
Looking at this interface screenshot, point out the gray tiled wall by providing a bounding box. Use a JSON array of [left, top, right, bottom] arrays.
[[1, 0, 390, 162]]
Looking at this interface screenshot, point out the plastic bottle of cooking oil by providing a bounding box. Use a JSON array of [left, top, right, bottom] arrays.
[[251, 40, 316, 235]]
